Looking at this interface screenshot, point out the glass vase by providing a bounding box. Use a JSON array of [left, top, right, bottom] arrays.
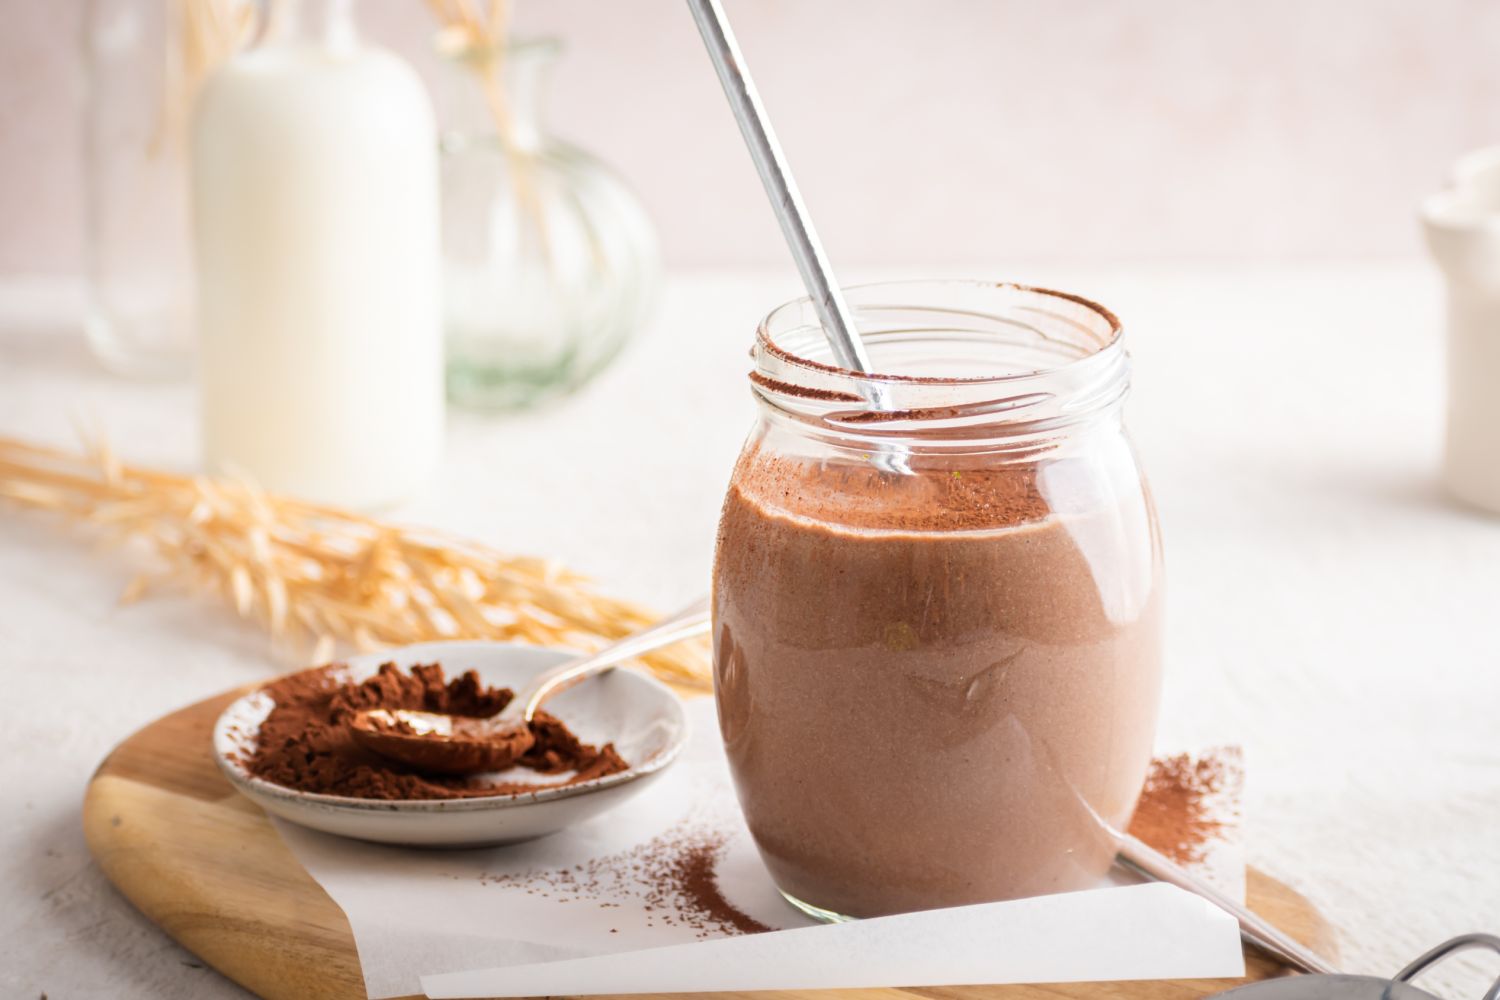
[[437, 37, 661, 411]]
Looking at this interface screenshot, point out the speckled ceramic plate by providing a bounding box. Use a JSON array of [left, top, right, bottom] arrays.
[[213, 641, 689, 848]]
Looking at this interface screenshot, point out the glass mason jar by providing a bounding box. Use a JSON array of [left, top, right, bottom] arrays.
[[436, 37, 660, 411], [712, 281, 1164, 920], [83, 0, 254, 378]]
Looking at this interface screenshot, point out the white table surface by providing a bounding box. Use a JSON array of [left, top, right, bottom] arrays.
[[2, 265, 1498, 999]]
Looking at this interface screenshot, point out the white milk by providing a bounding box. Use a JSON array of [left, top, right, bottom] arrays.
[[192, 0, 443, 508], [1423, 146, 1500, 515]]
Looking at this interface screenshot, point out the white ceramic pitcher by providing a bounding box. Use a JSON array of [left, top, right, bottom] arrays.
[[1423, 145, 1500, 515]]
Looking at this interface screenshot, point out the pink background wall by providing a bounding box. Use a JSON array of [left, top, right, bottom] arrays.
[[5, 0, 1499, 275]]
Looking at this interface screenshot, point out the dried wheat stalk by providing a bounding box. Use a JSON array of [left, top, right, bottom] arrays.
[[152, 0, 261, 157], [0, 434, 710, 688]]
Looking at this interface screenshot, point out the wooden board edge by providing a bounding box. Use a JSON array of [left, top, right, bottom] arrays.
[[84, 772, 369, 1000], [81, 684, 1340, 1000]]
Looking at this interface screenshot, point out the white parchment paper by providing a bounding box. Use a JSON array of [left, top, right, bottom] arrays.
[[271, 698, 1246, 998]]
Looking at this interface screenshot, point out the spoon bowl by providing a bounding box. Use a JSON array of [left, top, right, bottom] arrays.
[[347, 708, 535, 775], [342, 598, 709, 776]]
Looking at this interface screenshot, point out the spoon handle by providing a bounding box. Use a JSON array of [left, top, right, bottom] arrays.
[[517, 598, 712, 721], [1117, 833, 1339, 976]]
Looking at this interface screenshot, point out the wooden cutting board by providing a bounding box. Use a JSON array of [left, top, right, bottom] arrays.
[[83, 684, 1340, 1000]]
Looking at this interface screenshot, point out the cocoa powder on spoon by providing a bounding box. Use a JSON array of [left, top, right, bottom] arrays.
[[245, 663, 628, 800]]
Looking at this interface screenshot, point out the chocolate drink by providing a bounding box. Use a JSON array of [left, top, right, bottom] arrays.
[[713, 450, 1163, 918]]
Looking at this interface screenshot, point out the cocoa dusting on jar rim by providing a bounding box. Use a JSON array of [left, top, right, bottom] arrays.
[[245, 662, 628, 801]]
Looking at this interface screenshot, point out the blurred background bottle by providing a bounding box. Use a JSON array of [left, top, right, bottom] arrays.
[[82, 0, 253, 378], [1423, 145, 1500, 515]]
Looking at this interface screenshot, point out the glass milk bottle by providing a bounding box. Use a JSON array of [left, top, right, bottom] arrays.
[[192, 0, 443, 508]]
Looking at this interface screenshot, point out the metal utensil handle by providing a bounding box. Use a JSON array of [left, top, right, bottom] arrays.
[[684, 0, 873, 379], [1394, 933, 1500, 1000], [1118, 833, 1340, 976], [519, 597, 712, 721]]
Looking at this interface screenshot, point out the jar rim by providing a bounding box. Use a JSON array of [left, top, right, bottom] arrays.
[[755, 279, 1122, 390], [749, 280, 1130, 447]]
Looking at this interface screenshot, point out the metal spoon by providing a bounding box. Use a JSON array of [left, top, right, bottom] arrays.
[[1063, 764, 1337, 974], [347, 598, 710, 775], [1127, 835, 1500, 997], [1116, 831, 1339, 976]]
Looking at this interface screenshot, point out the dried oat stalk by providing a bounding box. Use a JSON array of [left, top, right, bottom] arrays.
[[426, 0, 555, 264], [0, 434, 710, 688], [152, 0, 262, 158]]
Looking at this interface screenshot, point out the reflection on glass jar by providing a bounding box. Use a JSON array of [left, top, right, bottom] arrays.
[[712, 281, 1164, 920], [437, 38, 660, 411], [83, 0, 254, 378]]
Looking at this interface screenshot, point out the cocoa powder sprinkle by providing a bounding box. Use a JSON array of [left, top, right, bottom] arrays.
[[664, 838, 772, 935], [479, 822, 771, 937], [1128, 749, 1240, 865]]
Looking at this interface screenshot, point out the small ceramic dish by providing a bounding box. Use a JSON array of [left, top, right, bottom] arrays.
[[213, 641, 689, 848]]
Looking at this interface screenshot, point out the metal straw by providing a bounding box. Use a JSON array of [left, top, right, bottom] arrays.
[[685, 0, 876, 379]]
